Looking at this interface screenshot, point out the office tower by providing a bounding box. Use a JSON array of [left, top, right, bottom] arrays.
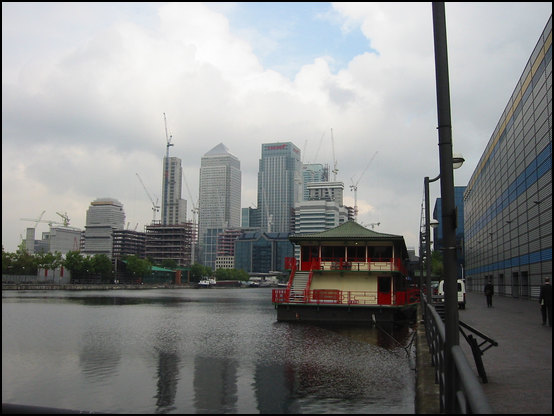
[[293, 181, 350, 234], [161, 156, 187, 225], [464, 16, 552, 297], [198, 143, 241, 269], [302, 163, 329, 200], [82, 197, 125, 258], [215, 228, 243, 270], [234, 230, 294, 273], [257, 142, 302, 233]]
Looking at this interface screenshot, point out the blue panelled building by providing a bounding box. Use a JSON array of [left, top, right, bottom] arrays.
[[463, 16, 552, 298]]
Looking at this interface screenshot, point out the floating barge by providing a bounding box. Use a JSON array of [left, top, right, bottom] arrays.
[[272, 221, 419, 325]]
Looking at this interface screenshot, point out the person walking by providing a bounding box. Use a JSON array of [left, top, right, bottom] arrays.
[[539, 277, 552, 326], [484, 279, 494, 308]]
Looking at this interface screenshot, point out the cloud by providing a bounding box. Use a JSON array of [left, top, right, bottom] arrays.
[[2, 2, 551, 254]]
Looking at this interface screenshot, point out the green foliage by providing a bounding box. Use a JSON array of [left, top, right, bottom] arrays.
[[160, 259, 177, 269], [214, 268, 249, 281], [431, 250, 444, 278], [189, 263, 212, 283], [2, 244, 38, 275], [125, 255, 152, 279], [90, 254, 113, 281], [64, 251, 86, 276]]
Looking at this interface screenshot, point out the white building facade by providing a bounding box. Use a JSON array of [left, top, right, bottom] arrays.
[[82, 197, 125, 258]]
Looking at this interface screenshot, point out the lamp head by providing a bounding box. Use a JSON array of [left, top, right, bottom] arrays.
[[430, 219, 439, 229], [452, 153, 465, 170]]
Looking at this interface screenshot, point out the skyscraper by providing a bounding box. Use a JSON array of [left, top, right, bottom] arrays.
[[257, 142, 302, 233], [198, 143, 241, 269], [161, 156, 187, 225], [82, 197, 125, 258]]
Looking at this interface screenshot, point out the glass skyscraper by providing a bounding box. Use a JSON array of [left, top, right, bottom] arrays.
[[257, 142, 302, 233], [198, 143, 241, 269]]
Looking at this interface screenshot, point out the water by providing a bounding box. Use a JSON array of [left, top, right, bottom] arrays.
[[2, 288, 415, 414]]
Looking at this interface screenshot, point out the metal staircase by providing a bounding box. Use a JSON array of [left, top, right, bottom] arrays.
[[289, 271, 310, 302]]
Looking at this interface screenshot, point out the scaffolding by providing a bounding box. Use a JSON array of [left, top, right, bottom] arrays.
[[145, 222, 195, 267]]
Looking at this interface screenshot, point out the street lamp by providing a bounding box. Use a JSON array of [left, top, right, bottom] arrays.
[[424, 154, 464, 305], [432, 2, 464, 412]]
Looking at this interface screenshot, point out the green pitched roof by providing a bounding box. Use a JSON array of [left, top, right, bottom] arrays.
[[290, 220, 403, 242]]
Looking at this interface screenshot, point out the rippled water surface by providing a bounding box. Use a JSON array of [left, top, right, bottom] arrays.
[[2, 288, 415, 413]]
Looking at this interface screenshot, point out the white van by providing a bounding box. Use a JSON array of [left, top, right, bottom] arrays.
[[437, 279, 466, 309]]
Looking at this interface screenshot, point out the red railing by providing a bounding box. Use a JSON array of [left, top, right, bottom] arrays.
[[272, 288, 420, 306], [300, 257, 408, 275]]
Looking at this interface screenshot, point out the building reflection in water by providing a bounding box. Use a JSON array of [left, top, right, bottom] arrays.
[[154, 350, 180, 413], [79, 329, 121, 383], [254, 362, 300, 413], [194, 356, 238, 413]]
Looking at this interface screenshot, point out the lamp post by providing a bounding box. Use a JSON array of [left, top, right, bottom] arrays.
[[424, 154, 464, 305], [432, 2, 461, 412]]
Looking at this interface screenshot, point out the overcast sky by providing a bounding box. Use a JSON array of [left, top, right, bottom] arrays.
[[2, 2, 551, 254]]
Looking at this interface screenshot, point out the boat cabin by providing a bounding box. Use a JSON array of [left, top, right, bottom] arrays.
[[272, 221, 418, 324]]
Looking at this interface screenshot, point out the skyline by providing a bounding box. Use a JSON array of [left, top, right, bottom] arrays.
[[2, 2, 552, 254]]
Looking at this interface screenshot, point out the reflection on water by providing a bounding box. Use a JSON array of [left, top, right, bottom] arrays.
[[194, 356, 238, 413], [155, 351, 179, 413], [2, 289, 415, 414]]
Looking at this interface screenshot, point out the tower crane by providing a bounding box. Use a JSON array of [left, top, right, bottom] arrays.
[[136, 172, 160, 223], [163, 112, 174, 159], [162, 112, 174, 225], [20, 210, 46, 229], [20, 216, 63, 227], [55, 211, 70, 226], [330, 128, 338, 181], [350, 151, 378, 222]]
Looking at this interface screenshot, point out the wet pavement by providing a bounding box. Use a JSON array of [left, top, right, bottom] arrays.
[[457, 291, 552, 414]]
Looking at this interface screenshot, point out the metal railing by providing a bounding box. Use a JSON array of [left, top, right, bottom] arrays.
[[422, 296, 492, 413], [272, 287, 420, 306]]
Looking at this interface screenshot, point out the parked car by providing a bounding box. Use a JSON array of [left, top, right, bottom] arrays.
[[437, 279, 466, 309]]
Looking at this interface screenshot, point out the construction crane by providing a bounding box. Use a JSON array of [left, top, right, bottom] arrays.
[[20, 210, 46, 229], [330, 128, 338, 181], [56, 211, 70, 226], [20, 216, 63, 227], [136, 172, 160, 223], [162, 112, 174, 225], [163, 112, 174, 159], [350, 151, 378, 222]]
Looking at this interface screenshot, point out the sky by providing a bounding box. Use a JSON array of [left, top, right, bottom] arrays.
[[2, 2, 552, 255]]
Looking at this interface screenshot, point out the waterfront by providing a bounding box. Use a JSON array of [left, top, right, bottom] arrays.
[[2, 288, 415, 414]]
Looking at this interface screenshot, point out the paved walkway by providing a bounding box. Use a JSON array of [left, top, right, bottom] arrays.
[[457, 291, 552, 414]]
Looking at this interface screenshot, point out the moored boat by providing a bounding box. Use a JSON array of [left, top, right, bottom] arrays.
[[271, 221, 419, 325]]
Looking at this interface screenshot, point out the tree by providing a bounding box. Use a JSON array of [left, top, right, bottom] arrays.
[[215, 268, 249, 281], [160, 259, 177, 270], [64, 251, 86, 280], [90, 254, 113, 282], [125, 255, 152, 282], [431, 250, 444, 279], [9, 243, 38, 275], [190, 263, 212, 283], [35, 251, 63, 272]]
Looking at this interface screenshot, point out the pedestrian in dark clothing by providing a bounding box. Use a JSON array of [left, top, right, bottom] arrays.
[[484, 280, 494, 307], [539, 277, 552, 326]]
